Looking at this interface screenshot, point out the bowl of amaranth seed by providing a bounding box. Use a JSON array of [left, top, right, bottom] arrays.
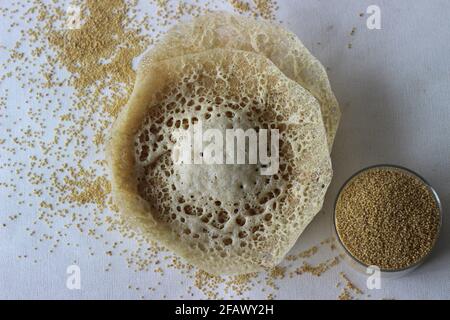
[[333, 165, 442, 277]]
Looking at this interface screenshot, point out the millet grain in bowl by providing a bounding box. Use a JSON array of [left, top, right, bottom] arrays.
[[334, 166, 441, 272]]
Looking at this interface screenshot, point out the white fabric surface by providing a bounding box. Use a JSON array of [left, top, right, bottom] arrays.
[[0, 0, 449, 299]]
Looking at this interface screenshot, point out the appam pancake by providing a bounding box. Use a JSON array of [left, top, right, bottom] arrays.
[[108, 49, 332, 275], [138, 12, 340, 150]]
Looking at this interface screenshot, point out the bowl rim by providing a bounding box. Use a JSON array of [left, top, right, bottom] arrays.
[[333, 164, 443, 273]]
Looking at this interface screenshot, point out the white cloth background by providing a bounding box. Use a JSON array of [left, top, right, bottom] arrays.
[[0, 0, 449, 299]]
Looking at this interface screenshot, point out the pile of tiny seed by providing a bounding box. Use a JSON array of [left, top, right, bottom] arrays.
[[335, 167, 441, 270]]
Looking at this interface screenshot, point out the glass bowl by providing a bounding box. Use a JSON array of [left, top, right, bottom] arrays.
[[332, 164, 443, 279]]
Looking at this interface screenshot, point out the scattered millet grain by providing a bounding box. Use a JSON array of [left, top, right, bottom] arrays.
[[295, 256, 340, 277], [340, 272, 362, 295], [227, 0, 278, 19], [228, 0, 251, 13], [337, 272, 363, 300], [285, 245, 318, 261], [335, 167, 440, 270], [338, 289, 352, 300]]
